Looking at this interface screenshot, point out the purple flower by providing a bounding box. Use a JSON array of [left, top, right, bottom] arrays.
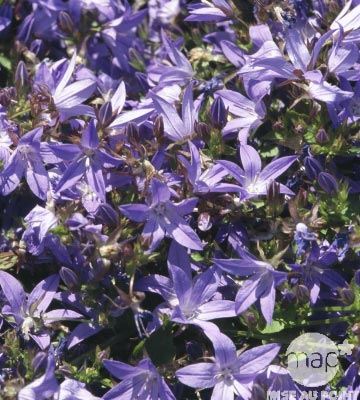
[[103, 81, 153, 130], [18, 353, 99, 400], [0, 107, 14, 164], [148, 0, 180, 42], [169, 263, 236, 334], [53, 119, 122, 202], [217, 144, 297, 200], [147, 33, 194, 87], [150, 83, 198, 142], [54, 379, 100, 400], [214, 248, 287, 323], [177, 141, 241, 194], [0, 271, 82, 349], [0, 3, 12, 34], [0, 126, 49, 200], [185, 0, 233, 22], [176, 331, 280, 400], [18, 349, 58, 400], [135, 242, 235, 335], [294, 222, 317, 256], [21, 205, 58, 256], [330, 3, 360, 36], [119, 178, 203, 252], [33, 51, 96, 121], [103, 358, 176, 400], [214, 89, 266, 143], [289, 242, 348, 305]]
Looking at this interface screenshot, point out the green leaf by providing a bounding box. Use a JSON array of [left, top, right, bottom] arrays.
[[190, 252, 204, 262], [259, 320, 285, 334], [0, 253, 18, 270], [0, 55, 11, 70], [132, 339, 145, 359], [145, 323, 176, 366]]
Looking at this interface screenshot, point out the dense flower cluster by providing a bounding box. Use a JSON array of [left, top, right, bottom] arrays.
[[0, 0, 359, 399]]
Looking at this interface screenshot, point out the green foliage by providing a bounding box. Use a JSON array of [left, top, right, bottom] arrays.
[[145, 322, 176, 366]]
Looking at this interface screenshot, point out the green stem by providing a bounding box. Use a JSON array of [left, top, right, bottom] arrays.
[[9, 107, 31, 119], [311, 306, 354, 313], [300, 316, 352, 326]]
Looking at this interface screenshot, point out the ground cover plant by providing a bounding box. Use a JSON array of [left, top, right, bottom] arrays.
[[0, 0, 360, 399]]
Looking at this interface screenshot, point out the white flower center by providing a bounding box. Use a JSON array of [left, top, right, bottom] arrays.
[[182, 307, 199, 320], [22, 316, 35, 340], [216, 366, 234, 383], [246, 178, 265, 194]]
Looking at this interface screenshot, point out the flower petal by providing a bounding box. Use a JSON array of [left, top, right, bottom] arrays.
[[176, 363, 217, 388]]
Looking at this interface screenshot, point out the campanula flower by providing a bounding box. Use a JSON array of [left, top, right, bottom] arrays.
[[0, 126, 49, 200], [119, 178, 203, 252], [103, 358, 176, 400], [176, 332, 280, 400], [217, 144, 297, 200]]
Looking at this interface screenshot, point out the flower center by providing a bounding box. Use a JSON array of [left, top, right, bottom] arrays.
[[17, 144, 36, 161], [151, 202, 167, 216], [182, 307, 199, 320], [215, 366, 234, 383], [22, 316, 35, 340], [246, 179, 265, 194], [83, 147, 95, 157]]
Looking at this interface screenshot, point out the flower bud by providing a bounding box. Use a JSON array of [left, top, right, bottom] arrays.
[[198, 212, 212, 231], [58, 11, 74, 35], [194, 121, 210, 142], [243, 311, 257, 325], [0, 88, 13, 107], [99, 101, 113, 127], [282, 288, 296, 304], [267, 180, 283, 215], [32, 351, 47, 373], [318, 172, 338, 194], [351, 323, 360, 335], [304, 156, 323, 181], [30, 39, 44, 56], [59, 267, 78, 291], [15, 61, 28, 92], [125, 121, 140, 147], [154, 115, 165, 145], [97, 348, 110, 362], [315, 128, 329, 144], [296, 284, 310, 303], [340, 288, 355, 305], [210, 97, 227, 128]]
